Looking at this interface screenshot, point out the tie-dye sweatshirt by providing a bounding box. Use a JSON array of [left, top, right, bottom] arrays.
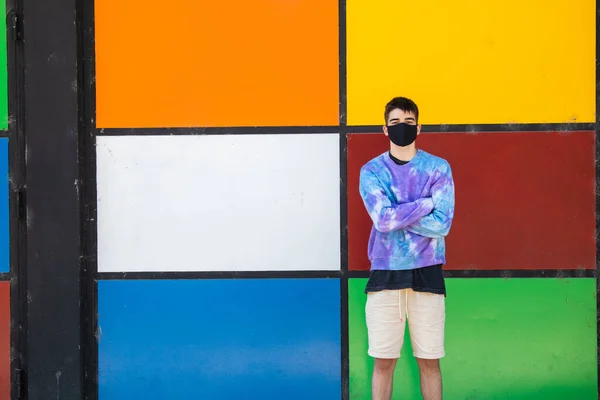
[[359, 149, 455, 271]]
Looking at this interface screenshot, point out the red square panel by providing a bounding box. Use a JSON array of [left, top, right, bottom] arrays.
[[0, 281, 8, 400], [347, 131, 596, 270]]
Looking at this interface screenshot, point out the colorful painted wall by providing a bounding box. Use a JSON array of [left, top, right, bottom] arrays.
[[92, 0, 597, 399], [0, 0, 11, 398]]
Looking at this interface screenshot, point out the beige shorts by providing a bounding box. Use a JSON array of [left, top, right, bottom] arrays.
[[365, 289, 445, 360]]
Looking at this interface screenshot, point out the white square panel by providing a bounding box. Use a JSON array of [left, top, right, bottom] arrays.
[[96, 134, 341, 272]]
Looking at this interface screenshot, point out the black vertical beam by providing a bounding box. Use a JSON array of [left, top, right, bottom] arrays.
[[6, 0, 27, 398], [23, 0, 82, 398], [78, 0, 98, 397], [338, 0, 349, 399]]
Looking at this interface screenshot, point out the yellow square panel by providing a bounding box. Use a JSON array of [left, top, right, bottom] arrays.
[[347, 0, 595, 125]]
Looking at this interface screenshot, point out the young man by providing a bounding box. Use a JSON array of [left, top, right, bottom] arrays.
[[359, 97, 455, 400]]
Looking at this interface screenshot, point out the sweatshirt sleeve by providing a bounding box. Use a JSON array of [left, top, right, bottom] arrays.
[[359, 167, 434, 233], [404, 162, 455, 238]]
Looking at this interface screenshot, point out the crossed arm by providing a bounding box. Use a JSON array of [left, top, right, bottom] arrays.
[[359, 166, 455, 237], [404, 166, 455, 238]]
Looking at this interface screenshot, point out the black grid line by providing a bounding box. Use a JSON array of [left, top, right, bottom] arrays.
[[338, 0, 349, 398], [95, 123, 596, 137], [348, 269, 597, 279], [78, 0, 98, 395], [594, 0, 599, 392]]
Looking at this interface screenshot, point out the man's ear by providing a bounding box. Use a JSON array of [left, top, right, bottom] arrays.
[[417, 124, 422, 136], [383, 125, 388, 136]]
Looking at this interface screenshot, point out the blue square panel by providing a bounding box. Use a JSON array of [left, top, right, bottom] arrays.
[[0, 138, 8, 273], [98, 279, 341, 400]]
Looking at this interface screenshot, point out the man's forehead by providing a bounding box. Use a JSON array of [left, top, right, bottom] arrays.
[[389, 109, 416, 120]]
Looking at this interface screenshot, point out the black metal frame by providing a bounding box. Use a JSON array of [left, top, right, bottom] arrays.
[[21, 0, 82, 398]]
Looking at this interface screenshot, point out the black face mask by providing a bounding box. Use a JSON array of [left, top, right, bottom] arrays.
[[387, 123, 418, 147]]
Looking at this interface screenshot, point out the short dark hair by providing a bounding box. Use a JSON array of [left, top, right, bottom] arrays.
[[384, 97, 419, 124]]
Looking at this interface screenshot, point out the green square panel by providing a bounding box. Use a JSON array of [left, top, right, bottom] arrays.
[[0, 0, 6, 130], [349, 278, 597, 400]]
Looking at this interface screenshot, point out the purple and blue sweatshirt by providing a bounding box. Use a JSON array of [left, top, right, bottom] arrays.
[[359, 149, 455, 271]]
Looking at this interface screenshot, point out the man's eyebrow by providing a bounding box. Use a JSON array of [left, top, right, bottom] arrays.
[[404, 117, 415, 122], [389, 118, 400, 122]]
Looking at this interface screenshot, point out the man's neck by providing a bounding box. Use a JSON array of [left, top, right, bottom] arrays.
[[390, 143, 417, 162]]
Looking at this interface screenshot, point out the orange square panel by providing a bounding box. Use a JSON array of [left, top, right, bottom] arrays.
[[95, 1, 339, 128], [347, 131, 596, 271]]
